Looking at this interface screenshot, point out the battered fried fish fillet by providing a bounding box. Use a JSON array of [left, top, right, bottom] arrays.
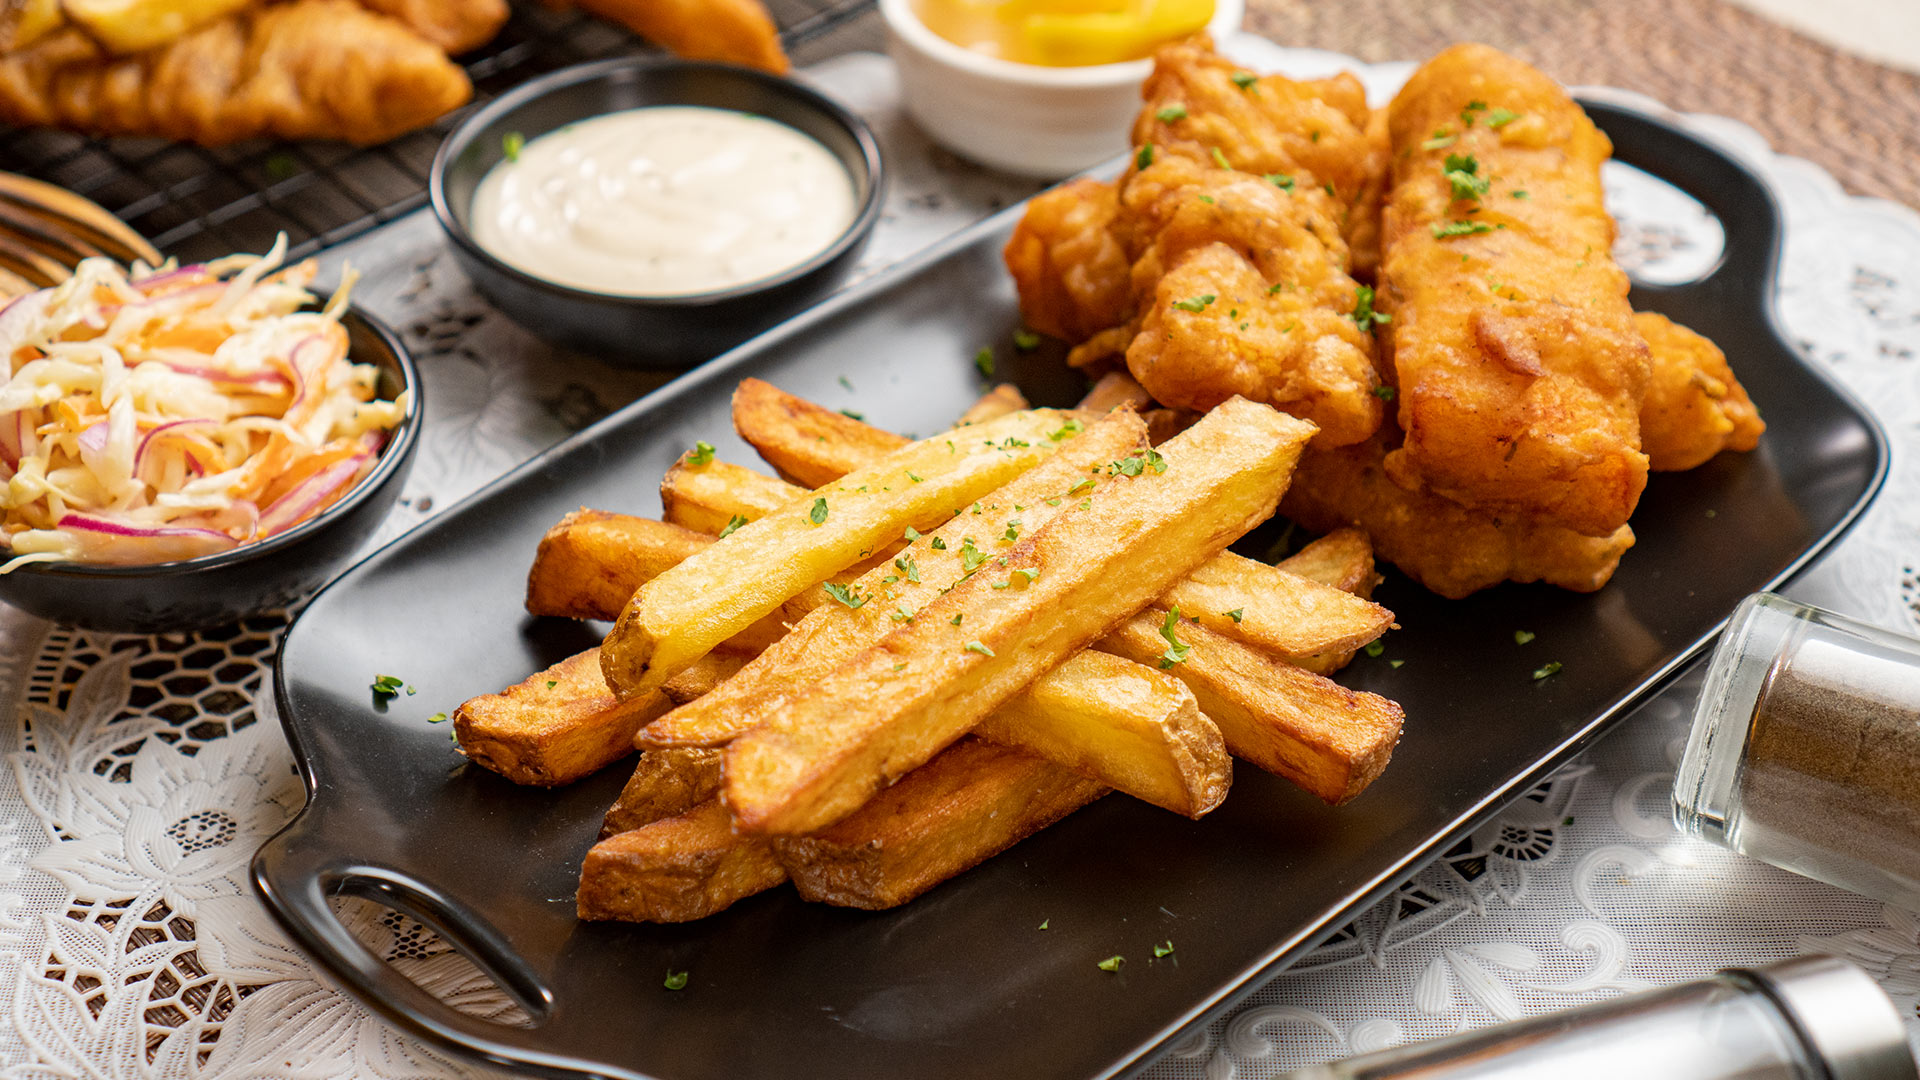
[[1635, 311, 1765, 472], [0, 0, 471, 145], [1004, 177, 1133, 343], [561, 0, 788, 73], [1131, 35, 1374, 203], [1121, 157, 1384, 445], [1282, 421, 1635, 599], [354, 0, 508, 53], [1377, 43, 1650, 537]]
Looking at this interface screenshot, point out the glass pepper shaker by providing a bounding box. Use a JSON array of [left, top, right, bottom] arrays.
[[1283, 955, 1915, 1080], [1673, 592, 1920, 910]]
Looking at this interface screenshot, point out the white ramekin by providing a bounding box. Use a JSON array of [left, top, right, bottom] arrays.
[[880, 0, 1246, 179]]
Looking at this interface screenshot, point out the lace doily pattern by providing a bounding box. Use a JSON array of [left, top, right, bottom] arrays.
[[2, 45, 1918, 1080]]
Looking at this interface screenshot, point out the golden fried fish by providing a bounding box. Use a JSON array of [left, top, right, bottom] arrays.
[[1634, 311, 1765, 471], [1003, 177, 1134, 343]]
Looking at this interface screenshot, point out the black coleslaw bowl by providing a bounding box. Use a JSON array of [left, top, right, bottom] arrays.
[[430, 57, 886, 369], [0, 308, 421, 635]]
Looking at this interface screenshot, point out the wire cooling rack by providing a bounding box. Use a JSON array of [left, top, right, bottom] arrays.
[[0, 0, 880, 263]]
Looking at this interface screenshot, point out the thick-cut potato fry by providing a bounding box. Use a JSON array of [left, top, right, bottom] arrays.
[[1155, 556, 1389, 662], [731, 378, 910, 487], [659, 459, 799, 535], [578, 799, 787, 923], [661, 652, 749, 706], [600, 748, 724, 836], [974, 649, 1226, 818], [773, 738, 1108, 909], [1278, 527, 1380, 599], [62, 0, 254, 54], [601, 405, 1084, 700], [454, 648, 669, 786], [641, 410, 1149, 748], [526, 509, 711, 621], [1078, 369, 1157, 415], [956, 383, 1030, 427], [1100, 613, 1401, 804], [724, 398, 1315, 835]]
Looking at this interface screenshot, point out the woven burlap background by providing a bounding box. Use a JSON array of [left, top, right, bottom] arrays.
[[1244, 0, 1920, 210]]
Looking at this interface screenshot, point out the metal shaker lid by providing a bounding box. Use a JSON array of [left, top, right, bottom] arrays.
[[1732, 955, 1917, 1080]]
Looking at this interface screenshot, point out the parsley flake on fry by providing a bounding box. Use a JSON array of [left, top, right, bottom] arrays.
[[930, 536, 948, 550], [965, 640, 995, 657], [718, 514, 748, 539], [960, 537, 989, 573], [686, 440, 716, 466], [1157, 607, 1192, 669], [809, 497, 828, 525], [1432, 220, 1494, 239], [1226, 608, 1244, 623], [823, 582, 867, 610]]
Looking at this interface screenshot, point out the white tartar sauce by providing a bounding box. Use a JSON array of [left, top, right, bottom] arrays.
[[470, 106, 857, 297]]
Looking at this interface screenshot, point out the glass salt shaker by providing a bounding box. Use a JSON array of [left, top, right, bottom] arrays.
[[1673, 592, 1920, 909], [1284, 955, 1916, 1080]]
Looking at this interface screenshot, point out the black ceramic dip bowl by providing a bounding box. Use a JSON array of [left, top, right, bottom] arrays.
[[430, 58, 886, 368]]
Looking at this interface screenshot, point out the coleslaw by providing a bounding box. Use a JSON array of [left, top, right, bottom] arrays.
[[0, 237, 410, 573]]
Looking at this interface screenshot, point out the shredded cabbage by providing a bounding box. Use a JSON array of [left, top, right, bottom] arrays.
[[0, 238, 409, 572]]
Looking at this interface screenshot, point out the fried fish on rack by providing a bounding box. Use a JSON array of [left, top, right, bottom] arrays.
[[1376, 44, 1650, 537], [0, 0, 472, 145], [355, 0, 509, 53], [1281, 419, 1635, 599], [1634, 311, 1765, 472], [550, 0, 788, 73], [1120, 156, 1384, 445]]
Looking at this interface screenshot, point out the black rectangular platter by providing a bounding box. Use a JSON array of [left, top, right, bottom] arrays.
[[255, 100, 1887, 1080]]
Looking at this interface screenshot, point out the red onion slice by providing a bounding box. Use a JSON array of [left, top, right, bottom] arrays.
[[131, 265, 209, 293], [257, 452, 370, 537], [133, 418, 216, 470], [155, 360, 292, 392], [56, 513, 240, 564], [0, 411, 22, 471]]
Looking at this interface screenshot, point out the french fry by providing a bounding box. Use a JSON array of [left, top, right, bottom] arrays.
[[773, 738, 1108, 909], [647, 411, 1234, 818], [956, 383, 1030, 426], [660, 459, 800, 535], [732, 377, 909, 487], [578, 799, 787, 923], [526, 510, 711, 621], [724, 398, 1316, 835], [661, 652, 750, 705], [1100, 614, 1402, 805], [973, 649, 1226, 818], [454, 649, 670, 786], [1278, 527, 1381, 599], [600, 748, 725, 836], [600, 406, 1085, 700], [1078, 370, 1156, 414]]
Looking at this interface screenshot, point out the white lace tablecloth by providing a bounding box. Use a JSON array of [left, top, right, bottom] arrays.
[[3, 43, 1918, 1080]]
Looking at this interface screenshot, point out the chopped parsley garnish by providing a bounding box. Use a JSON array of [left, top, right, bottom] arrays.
[[907, 470, 924, 483], [1067, 477, 1097, 496], [545, 680, 557, 690], [1487, 107, 1520, 128], [370, 674, 404, 698], [1230, 71, 1257, 90], [1350, 285, 1390, 331], [809, 497, 829, 524], [931, 536, 948, 550], [893, 662, 908, 671], [839, 408, 865, 421], [1136, 142, 1154, 169], [1389, 659, 1405, 669], [951, 614, 963, 626], [974, 346, 995, 377], [1363, 640, 1386, 659], [1171, 293, 1216, 313], [427, 712, 448, 724], [823, 582, 867, 610], [960, 537, 989, 573], [1265, 173, 1295, 192], [1157, 607, 1192, 669], [1372, 385, 1396, 401], [718, 514, 748, 538], [1511, 190, 1529, 199], [1110, 449, 1168, 477], [1198, 195, 1215, 205], [838, 375, 854, 390], [502, 131, 525, 161], [990, 579, 1010, 590], [1226, 608, 1244, 623], [1432, 220, 1494, 239], [663, 971, 688, 991], [1013, 567, 1039, 584], [1097, 955, 1125, 972], [895, 553, 921, 583], [686, 440, 715, 466], [1210, 146, 1231, 169], [1421, 130, 1456, 150], [891, 607, 913, 623], [1038, 919, 1050, 930], [1002, 520, 1021, 542], [1461, 100, 1488, 126], [965, 640, 995, 657], [1013, 328, 1042, 351], [1153, 941, 1175, 958], [1156, 104, 1188, 123], [1049, 418, 1085, 441], [1533, 660, 1563, 680], [1443, 153, 1490, 201], [1514, 629, 1536, 645], [904, 526, 922, 542]]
